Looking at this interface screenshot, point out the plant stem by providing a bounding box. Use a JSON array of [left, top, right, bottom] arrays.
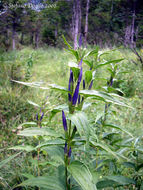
[[96, 147, 99, 169], [69, 120, 72, 138], [103, 103, 109, 123], [37, 140, 40, 190], [65, 162, 68, 190]]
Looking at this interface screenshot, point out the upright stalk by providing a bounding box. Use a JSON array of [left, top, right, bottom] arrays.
[[65, 156, 68, 190], [103, 74, 114, 124]]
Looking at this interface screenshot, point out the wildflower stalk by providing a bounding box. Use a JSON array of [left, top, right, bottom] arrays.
[[103, 66, 116, 123], [63, 35, 85, 189], [36, 107, 45, 185]]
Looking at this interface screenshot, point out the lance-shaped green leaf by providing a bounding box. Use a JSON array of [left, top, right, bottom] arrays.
[[80, 90, 130, 107], [17, 176, 65, 190], [21, 173, 35, 179], [36, 139, 65, 149], [62, 35, 72, 49], [85, 70, 92, 84], [27, 100, 40, 107], [50, 104, 69, 120], [0, 152, 21, 168], [98, 48, 118, 58], [9, 145, 35, 152], [103, 124, 133, 137], [18, 127, 61, 138], [66, 49, 79, 61], [105, 176, 136, 186], [48, 84, 69, 93], [89, 140, 119, 160], [68, 161, 97, 190], [51, 104, 69, 113], [85, 47, 99, 57], [12, 80, 49, 89], [20, 122, 37, 127], [83, 59, 93, 68], [95, 59, 124, 69], [68, 111, 90, 137], [102, 86, 124, 95], [96, 179, 118, 189]]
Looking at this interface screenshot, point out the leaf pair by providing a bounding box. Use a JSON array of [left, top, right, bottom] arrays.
[[17, 161, 97, 190]]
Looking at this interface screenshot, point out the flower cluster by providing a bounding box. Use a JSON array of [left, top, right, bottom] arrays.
[[62, 111, 72, 158], [62, 35, 83, 160]]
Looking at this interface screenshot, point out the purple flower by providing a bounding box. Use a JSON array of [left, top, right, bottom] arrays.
[[79, 59, 82, 68], [72, 68, 82, 105], [62, 110, 68, 131], [36, 113, 38, 121], [68, 69, 73, 102], [88, 80, 93, 90], [64, 142, 67, 154], [83, 79, 85, 89], [72, 82, 80, 105], [40, 112, 44, 121], [78, 34, 82, 48], [68, 147, 72, 158]]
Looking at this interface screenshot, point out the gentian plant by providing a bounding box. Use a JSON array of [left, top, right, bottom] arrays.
[[7, 37, 138, 190]]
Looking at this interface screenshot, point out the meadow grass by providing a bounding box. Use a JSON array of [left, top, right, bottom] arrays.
[[0, 46, 143, 189], [0, 46, 143, 142]]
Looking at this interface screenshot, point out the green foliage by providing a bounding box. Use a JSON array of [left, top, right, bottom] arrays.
[[17, 176, 66, 190], [0, 43, 143, 190], [68, 161, 97, 190]]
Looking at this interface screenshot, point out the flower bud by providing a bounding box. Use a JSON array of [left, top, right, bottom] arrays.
[[88, 80, 93, 90], [64, 142, 67, 154], [62, 110, 68, 131]]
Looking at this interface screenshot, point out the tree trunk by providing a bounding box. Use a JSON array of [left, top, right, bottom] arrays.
[[124, 0, 137, 48], [12, 22, 16, 50], [73, 0, 81, 50], [79, 0, 82, 34], [71, 1, 75, 40], [124, 24, 131, 47], [55, 27, 58, 38], [84, 0, 90, 47], [130, 4, 136, 48], [35, 30, 39, 48], [109, 0, 114, 32]]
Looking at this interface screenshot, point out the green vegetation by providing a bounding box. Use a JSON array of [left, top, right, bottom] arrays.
[[1, 1, 143, 189], [0, 43, 143, 189]]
